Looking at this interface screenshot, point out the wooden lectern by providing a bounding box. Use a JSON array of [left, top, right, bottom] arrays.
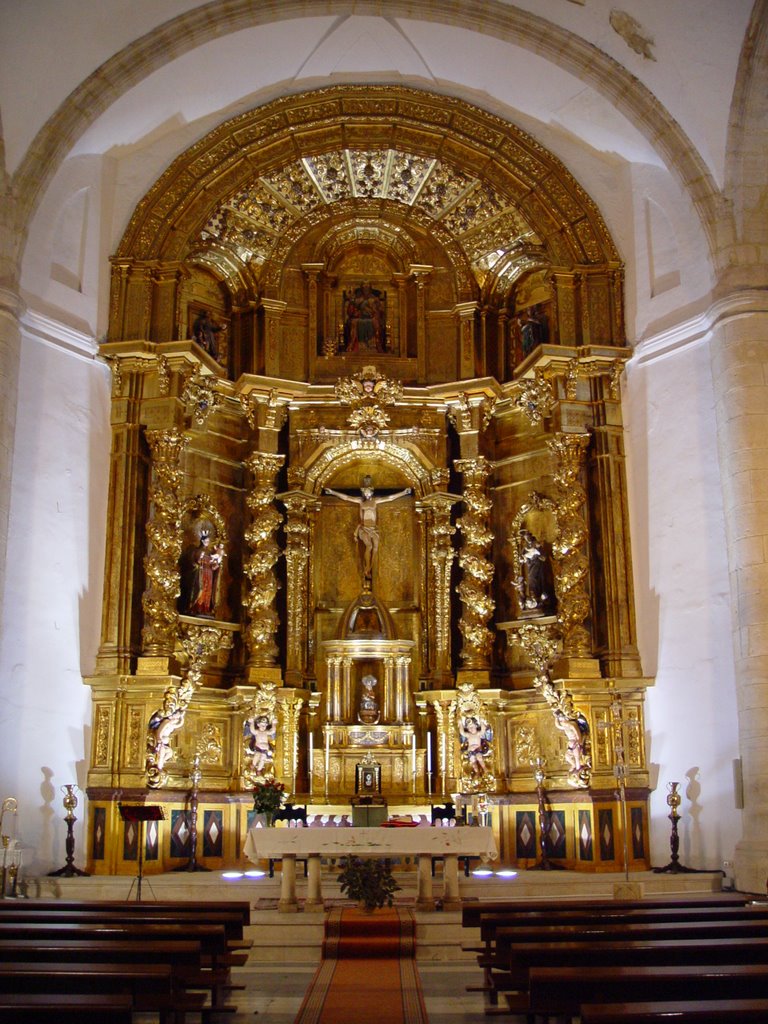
[[118, 804, 164, 901]]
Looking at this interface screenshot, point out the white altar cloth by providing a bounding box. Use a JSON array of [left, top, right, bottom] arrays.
[[244, 824, 498, 862], [243, 825, 498, 912]]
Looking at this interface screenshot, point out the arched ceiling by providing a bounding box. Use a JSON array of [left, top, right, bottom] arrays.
[[2, 0, 757, 266], [118, 86, 618, 303]]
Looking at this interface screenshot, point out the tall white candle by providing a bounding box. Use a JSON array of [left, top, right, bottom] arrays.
[[426, 732, 432, 774], [411, 734, 417, 775], [308, 732, 313, 791], [324, 731, 330, 792]]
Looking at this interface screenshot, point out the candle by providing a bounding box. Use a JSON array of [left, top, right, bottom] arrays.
[[426, 733, 432, 795], [308, 732, 314, 791], [324, 731, 330, 795]]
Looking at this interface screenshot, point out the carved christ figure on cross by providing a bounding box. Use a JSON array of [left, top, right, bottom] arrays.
[[324, 476, 411, 591]]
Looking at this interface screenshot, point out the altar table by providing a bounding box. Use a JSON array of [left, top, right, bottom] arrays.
[[244, 825, 498, 913]]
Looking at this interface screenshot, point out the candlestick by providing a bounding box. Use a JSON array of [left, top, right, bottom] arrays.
[[426, 732, 432, 795]]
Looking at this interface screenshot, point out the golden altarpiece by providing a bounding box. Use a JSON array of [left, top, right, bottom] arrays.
[[85, 87, 651, 875]]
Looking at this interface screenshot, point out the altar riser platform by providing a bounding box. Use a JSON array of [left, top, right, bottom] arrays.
[[22, 870, 725, 962]]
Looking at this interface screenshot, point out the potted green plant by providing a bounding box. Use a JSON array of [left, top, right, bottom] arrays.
[[337, 855, 401, 912], [252, 777, 287, 826]]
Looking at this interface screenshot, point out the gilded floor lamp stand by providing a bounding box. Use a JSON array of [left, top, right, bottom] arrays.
[[529, 761, 565, 871], [653, 781, 702, 874]]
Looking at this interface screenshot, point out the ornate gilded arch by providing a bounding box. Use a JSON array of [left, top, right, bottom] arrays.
[[116, 86, 619, 270]]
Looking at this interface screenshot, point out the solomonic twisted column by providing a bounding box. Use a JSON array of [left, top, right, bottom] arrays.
[[141, 428, 188, 656], [454, 457, 495, 670], [244, 452, 285, 668], [548, 432, 592, 659]]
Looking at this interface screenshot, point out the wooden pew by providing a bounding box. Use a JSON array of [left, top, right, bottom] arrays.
[[476, 913, 768, 1010], [0, 907, 248, 949], [0, 962, 184, 1022], [461, 891, 751, 929], [579, 997, 768, 1023], [0, 992, 134, 1023], [0, 922, 238, 1013], [526, 963, 768, 1021]]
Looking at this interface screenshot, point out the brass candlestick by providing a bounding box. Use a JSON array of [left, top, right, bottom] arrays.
[[529, 758, 564, 871], [174, 754, 209, 872], [48, 785, 89, 877], [0, 798, 18, 898], [653, 781, 700, 874]]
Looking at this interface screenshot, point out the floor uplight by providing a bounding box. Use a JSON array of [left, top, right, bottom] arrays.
[[495, 869, 518, 878], [221, 870, 244, 879]]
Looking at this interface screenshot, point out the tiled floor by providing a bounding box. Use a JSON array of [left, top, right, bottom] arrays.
[[210, 960, 488, 1023], [133, 959, 487, 1023]]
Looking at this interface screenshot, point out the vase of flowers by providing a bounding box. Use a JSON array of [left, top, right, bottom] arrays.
[[337, 856, 401, 912], [252, 777, 287, 826]]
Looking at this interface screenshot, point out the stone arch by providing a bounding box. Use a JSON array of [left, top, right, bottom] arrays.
[[11, 0, 727, 271]]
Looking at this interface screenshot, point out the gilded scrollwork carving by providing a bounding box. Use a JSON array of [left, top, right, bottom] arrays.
[[241, 682, 279, 788], [141, 428, 188, 657], [509, 368, 556, 425], [146, 623, 228, 788], [509, 622, 591, 788], [244, 453, 285, 667], [453, 683, 496, 794], [455, 457, 495, 669], [182, 370, 221, 428], [548, 432, 592, 659], [335, 366, 402, 438]]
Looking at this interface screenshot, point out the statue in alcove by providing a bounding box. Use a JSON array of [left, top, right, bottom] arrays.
[[358, 675, 380, 725], [515, 527, 555, 616], [180, 526, 226, 618]]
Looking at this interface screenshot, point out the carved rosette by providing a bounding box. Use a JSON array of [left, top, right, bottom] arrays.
[[244, 453, 285, 667], [548, 432, 592, 658], [145, 623, 228, 788], [141, 428, 189, 656], [182, 370, 222, 428], [510, 368, 555, 425], [455, 457, 495, 668]]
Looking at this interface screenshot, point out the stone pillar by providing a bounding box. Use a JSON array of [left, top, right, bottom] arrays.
[[455, 457, 495, 674], [140, 428, 188, 661], [710, 300, 768, 894], [0, 286, 24, 635], [244, 452, 284, 672]]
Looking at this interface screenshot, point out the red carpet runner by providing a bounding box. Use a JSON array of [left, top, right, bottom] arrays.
[[293, 907, 429, 1024]]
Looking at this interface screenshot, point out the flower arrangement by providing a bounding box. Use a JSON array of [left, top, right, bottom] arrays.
[[252, 777, 287, 819], [337, 856, 401, 912]]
